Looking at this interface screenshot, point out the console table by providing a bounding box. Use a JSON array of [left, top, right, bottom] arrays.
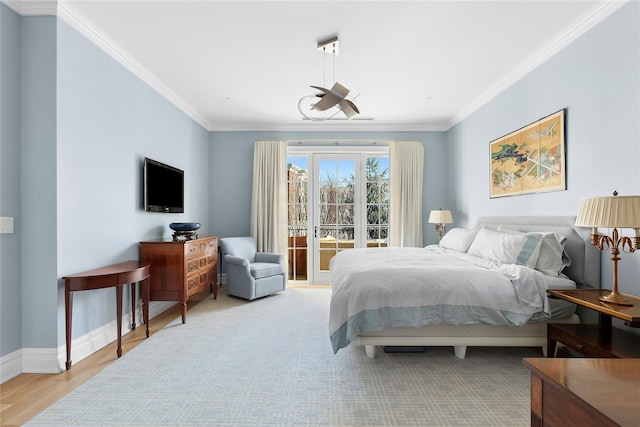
[[63, 261, 151, 370], [547, 289, 640, 358], [524, 357, 640, 427]]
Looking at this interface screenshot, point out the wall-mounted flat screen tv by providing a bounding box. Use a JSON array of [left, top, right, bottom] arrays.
[[144, 157, 184, 213]]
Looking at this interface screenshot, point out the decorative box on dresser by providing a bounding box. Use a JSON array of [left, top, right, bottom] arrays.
[[140, 236, 218, 323]]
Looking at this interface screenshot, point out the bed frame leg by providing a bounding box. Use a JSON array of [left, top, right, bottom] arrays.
[[541, 345, 548, 357], [453, 345, 467, 359], [364, 345, 376, 358]]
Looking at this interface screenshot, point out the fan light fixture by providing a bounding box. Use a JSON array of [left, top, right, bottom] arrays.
[[298, 37, 360, 121]]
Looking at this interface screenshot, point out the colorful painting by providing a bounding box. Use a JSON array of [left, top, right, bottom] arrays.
[[490, 109, 566, 198]]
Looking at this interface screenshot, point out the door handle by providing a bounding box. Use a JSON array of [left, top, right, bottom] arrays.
[[314, 226, 318, 238]]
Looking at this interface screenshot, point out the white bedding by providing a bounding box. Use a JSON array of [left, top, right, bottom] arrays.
[[329, 245, 556, 354]]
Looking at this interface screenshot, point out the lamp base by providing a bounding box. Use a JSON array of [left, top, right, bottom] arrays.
[[599, 292, 634, 306]]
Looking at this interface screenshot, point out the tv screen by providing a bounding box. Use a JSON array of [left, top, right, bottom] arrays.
[[144, 157, 184, 213]]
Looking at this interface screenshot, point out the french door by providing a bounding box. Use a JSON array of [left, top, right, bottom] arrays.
[[313, 154, 361, 283], [287, 148, 389, 284]]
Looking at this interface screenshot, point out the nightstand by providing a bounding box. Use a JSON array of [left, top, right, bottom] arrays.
[[547, 289, 640, 358]]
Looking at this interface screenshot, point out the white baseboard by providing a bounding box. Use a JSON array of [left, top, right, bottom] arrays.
[[0, 349, 23, 383], [0, 300, 176, 383]]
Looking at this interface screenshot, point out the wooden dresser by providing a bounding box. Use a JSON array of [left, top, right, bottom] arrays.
[[524, 357, 640, 427], [140, 236, 218, 323]]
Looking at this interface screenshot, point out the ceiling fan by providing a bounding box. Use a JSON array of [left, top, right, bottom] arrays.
[[298, 37, 360, 121]]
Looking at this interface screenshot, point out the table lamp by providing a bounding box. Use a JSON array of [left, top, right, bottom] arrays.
[[575, 192, 640, 306], [428, 209, 453, 241]]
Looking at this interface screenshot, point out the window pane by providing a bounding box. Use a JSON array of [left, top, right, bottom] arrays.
[[367, 205, 379, 224], [338, 204, 354, 225], [319, 227, 336, 240], [338, 227, 354, 241], [366, 182, 378, 204], [337, 160, 354, 182], [367, 227, 379, 240], [339, 183, 354, 203], [320, 205, 336, 225]]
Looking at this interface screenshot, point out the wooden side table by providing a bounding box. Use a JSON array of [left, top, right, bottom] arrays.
[[523, 357, 640, 427], [63, 261, 151, 370], [547, 289, 640, 358]]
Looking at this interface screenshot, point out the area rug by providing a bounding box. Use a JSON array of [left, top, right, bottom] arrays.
[[26, 287, 537, 426]]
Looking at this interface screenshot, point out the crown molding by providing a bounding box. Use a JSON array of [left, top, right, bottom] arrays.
[[3, 0, 213, 131], [207, 121, 449, 132], [447, 0, 629, 130], [56, 1, 212, 130], [1, 0, 57, 15]]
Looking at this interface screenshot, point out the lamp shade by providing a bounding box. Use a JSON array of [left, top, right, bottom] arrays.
[[428, 210, 453, 224], [575, 195, 640, 228]]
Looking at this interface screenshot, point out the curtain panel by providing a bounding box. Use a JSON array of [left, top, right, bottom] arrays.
[[250, 140, 288, 257], [389, 141, 424, 247]]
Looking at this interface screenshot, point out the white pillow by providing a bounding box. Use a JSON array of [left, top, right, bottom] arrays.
[[497, 227, 570, 276], [439, 228, 478, 252], [468, 226, 542, 268]]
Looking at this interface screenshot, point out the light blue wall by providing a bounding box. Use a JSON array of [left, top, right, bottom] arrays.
[[0, 13, 211, 359], [209, 131, 451, 244], [0, 4, 22, 356], [447, 2, 640, 300], [20, 16, 58, 349], [54, 19, 211, 345]]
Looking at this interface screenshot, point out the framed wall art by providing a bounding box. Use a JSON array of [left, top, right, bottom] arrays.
[[490, 109, 566, 199]]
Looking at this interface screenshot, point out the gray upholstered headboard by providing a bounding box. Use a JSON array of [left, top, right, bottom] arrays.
[[474, 216, 600, 289]]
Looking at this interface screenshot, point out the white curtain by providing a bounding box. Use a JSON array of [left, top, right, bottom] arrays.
[[250, 140, 288, 256], [389, 141, 424, 247]]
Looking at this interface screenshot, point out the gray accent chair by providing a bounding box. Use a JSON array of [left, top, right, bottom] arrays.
[[219, 237, 286, 300]]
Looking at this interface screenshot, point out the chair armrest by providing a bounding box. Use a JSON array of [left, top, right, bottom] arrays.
[[224, 255, 250, 270], [255, 253, 282, 264]]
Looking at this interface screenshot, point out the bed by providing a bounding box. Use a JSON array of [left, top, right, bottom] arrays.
[[329, 216, 601, 358]]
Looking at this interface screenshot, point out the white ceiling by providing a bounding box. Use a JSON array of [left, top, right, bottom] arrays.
[[8, 1, 626, 131]]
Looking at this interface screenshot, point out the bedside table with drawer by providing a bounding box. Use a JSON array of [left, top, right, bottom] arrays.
[[547, 289, 640, 358]]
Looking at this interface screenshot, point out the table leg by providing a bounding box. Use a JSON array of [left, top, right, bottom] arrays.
[[599, 312, 613, 327], [116, 284, 123, 358], [181, 302, 187, 324], [142, 277, 150, 338], [547, 337, 557, 358], [130, 282, 136, 330], [65, 285, 73, 370]]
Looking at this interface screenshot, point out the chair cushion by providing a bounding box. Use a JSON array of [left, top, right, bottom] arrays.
[[250, 262, 283, 279]]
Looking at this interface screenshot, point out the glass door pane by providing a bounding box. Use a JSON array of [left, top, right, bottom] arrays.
[[314, 156, 359, 283], [365, 155, 389, 248], [287, 155, 308, 281]]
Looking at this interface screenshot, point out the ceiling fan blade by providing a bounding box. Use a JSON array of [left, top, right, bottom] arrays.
[[310, 82, 353, 112], [310, 86, 341, 111], [329, 82, 350, 98], [338, 99, 360, 119]]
